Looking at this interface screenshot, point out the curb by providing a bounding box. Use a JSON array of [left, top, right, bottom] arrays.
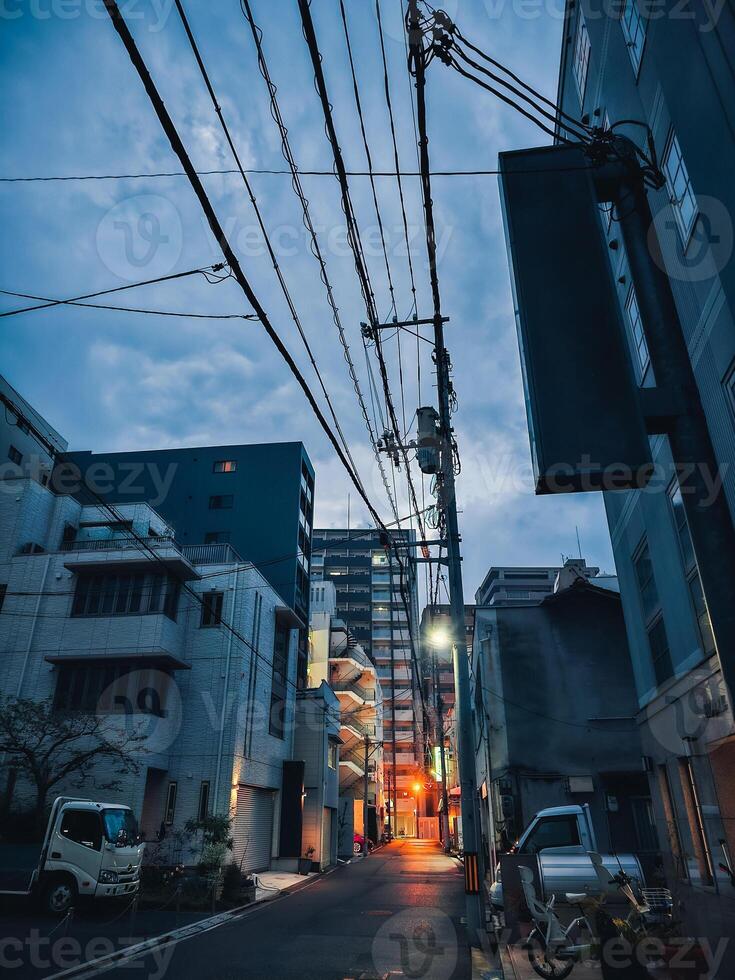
[[46, 870, 328, 980], [471, 947, 504, 980]]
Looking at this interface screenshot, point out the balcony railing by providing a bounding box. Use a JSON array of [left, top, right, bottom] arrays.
[[61, 535, 180, 554], [182, 543, 244, 566], [331, 679, 377, 702]]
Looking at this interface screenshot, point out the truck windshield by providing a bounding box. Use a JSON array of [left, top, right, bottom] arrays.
[[103, 809, 139, 846], [523, 815, 580, 854]]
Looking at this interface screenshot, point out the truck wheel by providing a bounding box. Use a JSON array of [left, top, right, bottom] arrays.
[[43, 876, 77, 916], [527, 929, 575, 980]]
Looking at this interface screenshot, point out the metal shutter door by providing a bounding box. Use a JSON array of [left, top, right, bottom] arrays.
[[233, 786, 274, 872]]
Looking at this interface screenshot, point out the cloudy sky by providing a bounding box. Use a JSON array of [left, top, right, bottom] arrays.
[[0, 0, 615, 599]]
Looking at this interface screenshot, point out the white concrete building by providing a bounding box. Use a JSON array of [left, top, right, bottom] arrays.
[[0, 474, 302, 874], [308, 582, 383, 854]]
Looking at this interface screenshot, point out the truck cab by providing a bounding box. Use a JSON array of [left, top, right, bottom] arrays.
[[1, 797, 145, 914], [489, 804, 643, 909]]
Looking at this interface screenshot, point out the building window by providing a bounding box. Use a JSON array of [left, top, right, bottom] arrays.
[[53, 661, 172, 715], [328, 740, 338, 770], [687, 574, 716, 656], [8, 445, 22, 465], [669, 483, 715, 656], [572, 12, 591, 104], [200, 591, 224, 627], [633, 541, 659, 620], [198, 781, 210, 821], [164, 782, 178, 826], [269, 625, 290, 739], [662, 130, 698, 242], [71, 573, 180, 621], [209, 494, 233, 510], [204, 531, 230, 544], [213, 460, 237, 473], [625, 287, 650, 383], [648, 616, 673, 687], [634, 540, 673, 686], [621, 0, 646, 74]]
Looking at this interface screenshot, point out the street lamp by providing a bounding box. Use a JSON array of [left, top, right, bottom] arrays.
[[429, 626, 450, 650]]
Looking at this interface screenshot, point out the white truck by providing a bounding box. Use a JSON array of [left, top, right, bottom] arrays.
[[489, 803, 644, 909], [0, 797, 145, 914]]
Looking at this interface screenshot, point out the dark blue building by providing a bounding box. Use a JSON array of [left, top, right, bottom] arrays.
[[62, 442, 314, 682]]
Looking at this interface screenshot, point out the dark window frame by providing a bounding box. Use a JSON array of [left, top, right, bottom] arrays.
[[200, 591, 224, 628], [8, 445, 22, 465], [208, 494, 234, 510], [164, 782, 177, 826]]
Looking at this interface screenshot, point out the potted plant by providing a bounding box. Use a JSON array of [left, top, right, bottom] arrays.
[[299, 845, 315, 875], [222, 861, 257, 905]]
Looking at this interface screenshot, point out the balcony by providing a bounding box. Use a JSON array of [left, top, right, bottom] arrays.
[[182, 543, 244, 566], [331, 679, 377, 704], [61, 536, 200, 580]]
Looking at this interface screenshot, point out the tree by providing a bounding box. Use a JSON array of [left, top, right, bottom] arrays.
[[0, 698, 146, 831]]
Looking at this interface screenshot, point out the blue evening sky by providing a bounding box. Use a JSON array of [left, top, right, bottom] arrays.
[[0, 0, 615, 598]]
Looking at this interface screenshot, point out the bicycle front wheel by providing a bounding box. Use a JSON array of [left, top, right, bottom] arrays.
[[527, 929, 576, 980]]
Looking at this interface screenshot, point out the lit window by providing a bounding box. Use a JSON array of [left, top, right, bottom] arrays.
[[662, 130, 698, 242], [572, 13, 591, 104], [625, 287, 650, 383], [621, 0, 646, 74], [213, 460, 237, 473]]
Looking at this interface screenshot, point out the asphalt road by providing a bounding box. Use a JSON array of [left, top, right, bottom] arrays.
[[100, 839, 472, 980]]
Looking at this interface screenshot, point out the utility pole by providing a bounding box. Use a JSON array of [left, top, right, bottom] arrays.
[[408, 0, 484, 942], [602, 138, 735, 696], [386, 768, 392, 840], [363, 733, 370, 857], [433, 647, 451, 851]]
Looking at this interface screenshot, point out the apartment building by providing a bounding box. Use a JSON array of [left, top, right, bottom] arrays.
[[0, 481, 301, 873], [309, 582, 383, 852], [555, 0, 735, 951], [62, 441, 314, 686], [311, 528, 423, 837]]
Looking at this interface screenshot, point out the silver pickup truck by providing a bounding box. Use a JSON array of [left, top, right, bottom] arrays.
[[489, 803, 644, 908]]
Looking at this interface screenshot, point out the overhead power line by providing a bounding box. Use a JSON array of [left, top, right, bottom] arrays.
[[299, 0, 427, 549], [238, 0, 396, 519], [0, 264, 231, 320], [101, 0, 383, 532], [0, 288, 255, 320], [172, 0, 364, 495], [0, 166, 593, 183]]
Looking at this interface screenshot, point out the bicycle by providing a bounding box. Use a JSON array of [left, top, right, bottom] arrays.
[[520, 852, 671, 979]]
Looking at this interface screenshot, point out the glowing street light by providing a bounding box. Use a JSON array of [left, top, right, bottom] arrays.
[[429, 626, 450, 650]]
